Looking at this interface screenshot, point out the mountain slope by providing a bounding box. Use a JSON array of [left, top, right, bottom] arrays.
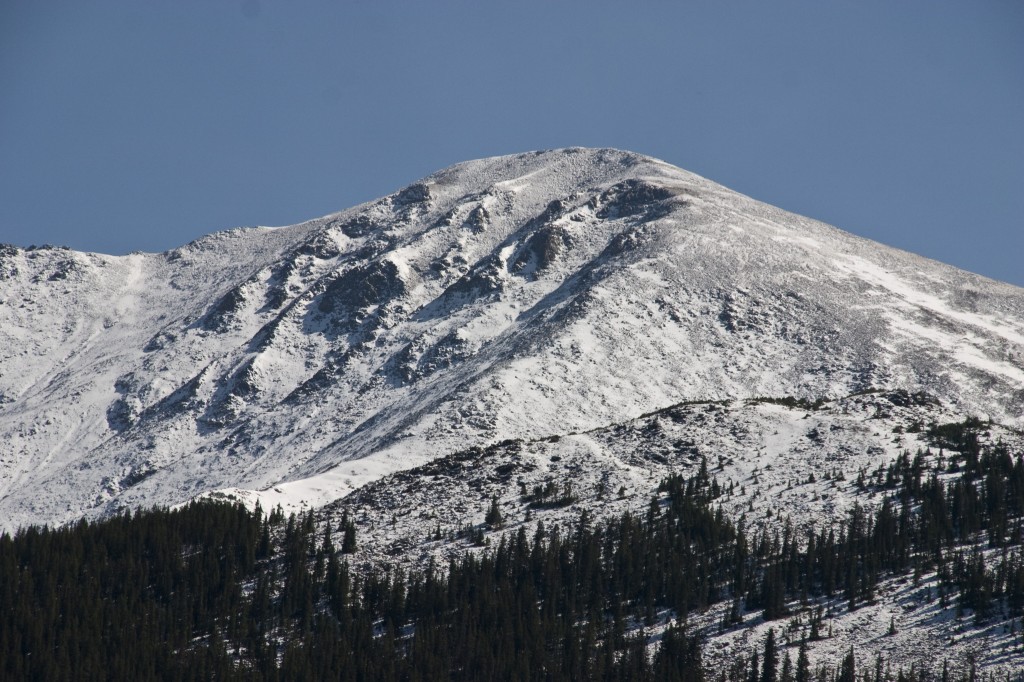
[[315, 390, 1024, 674], [1, 148, 1023, 529]]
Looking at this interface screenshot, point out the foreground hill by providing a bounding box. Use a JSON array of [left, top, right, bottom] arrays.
[[6, 408, 1024, 678]]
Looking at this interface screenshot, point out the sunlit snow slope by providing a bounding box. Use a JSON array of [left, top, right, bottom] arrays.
[[1, 148, 1022, 529]]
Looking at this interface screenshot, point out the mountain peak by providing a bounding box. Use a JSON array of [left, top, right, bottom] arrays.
[[1, 150, 1023, 530]]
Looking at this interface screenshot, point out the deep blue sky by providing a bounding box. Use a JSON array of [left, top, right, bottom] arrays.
[[2, 1, 1022, 286]]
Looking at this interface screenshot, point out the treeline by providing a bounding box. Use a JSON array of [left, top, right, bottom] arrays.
[[731, 435, 1024, 624], [1, 419, 1023, 680]]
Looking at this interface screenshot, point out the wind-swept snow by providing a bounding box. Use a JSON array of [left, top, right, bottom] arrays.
[[1, 148, 1023, 530]]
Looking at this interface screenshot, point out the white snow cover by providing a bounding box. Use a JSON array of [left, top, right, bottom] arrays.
[[1, 148, 1023, 530]]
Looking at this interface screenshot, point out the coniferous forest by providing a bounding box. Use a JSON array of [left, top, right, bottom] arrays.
[[3, 419, 1024, 681]]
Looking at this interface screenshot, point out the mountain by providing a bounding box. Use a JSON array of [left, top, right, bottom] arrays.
[[5, 148, 1024, 675], [2, 148, 1023, 532]]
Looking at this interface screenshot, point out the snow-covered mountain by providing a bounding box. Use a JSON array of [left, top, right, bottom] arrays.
[[2, 147, 1023, 531]]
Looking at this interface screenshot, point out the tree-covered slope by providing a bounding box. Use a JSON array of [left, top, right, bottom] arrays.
[[6, 425, 1024, 680]]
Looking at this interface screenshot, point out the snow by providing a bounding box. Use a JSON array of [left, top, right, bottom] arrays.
[[835, 254, 1024, 347], [3, 159, 1024, 673], [315, 391, 1024, 674], [1, 147, 1023, 534]]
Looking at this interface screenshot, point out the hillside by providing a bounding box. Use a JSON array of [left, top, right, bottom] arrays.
[[2, 148, 1022, 531], [4, 148, 1024, 676]]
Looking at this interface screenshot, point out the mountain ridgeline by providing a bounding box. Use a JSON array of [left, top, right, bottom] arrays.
[[1, 148, 1022, 529]]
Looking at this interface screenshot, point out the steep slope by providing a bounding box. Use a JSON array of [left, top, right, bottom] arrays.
[[1, 148, 1023, 529]]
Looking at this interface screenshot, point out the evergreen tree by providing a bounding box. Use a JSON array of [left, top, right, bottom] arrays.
[[761, 628, 778, 682], [780, 652, 793, 682], [796, 640, 811, 682], [341, 511, 357, 554], [838, 648, 856, 682], [485, 496, 503, 528]]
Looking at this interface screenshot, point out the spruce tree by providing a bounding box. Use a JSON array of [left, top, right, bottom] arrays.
[[838, 648, 856, 682], [780, 652, 793, 682], [341, 511, 357, 554], [795, 640, 811, 682], [485, 496, 503, 528], [761, 628, 778, 682]]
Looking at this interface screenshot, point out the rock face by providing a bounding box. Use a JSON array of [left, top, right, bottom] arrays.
[[1, 147, 1023, 530]]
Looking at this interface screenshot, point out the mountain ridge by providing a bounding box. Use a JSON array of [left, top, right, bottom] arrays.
[[1, 147, 1023, 530]]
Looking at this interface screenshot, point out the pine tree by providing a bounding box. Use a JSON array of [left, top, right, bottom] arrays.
[[761, 628, 778, 682], [780, 652, 793, 682], [795, 640, 811, 682], [485, 496, 503, 528], [838, 648, 856, 682], [341, 511, 357, 554]]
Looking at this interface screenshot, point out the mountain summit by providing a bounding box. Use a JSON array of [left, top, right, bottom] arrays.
[[1, 148, 1023, 529]]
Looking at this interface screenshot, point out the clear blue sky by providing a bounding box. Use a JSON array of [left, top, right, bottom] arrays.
[[2, 1, 1022, 286]]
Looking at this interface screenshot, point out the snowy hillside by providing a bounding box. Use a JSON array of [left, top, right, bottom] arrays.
[[1, 148, 1023, 531], [315, 390, 1024, 674]]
